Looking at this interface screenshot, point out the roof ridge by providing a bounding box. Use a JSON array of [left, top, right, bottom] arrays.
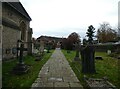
[[6, 2, 31, 21]]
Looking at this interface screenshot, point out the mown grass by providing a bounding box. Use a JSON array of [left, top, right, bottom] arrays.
[[2, 50, 54, 89], [62, 50, 119, 89]]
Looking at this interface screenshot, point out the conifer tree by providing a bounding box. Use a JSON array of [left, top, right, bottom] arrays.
[[86, 25, 95, 44]]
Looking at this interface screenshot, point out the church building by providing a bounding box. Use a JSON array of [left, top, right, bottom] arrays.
[[1, 1, 33, 60]]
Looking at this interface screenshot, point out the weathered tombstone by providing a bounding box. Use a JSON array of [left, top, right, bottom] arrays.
[[33, 48, 39, 54], [81, 45, 96, 73], [84, 76, 116, 88], [74, 41, 80, 61], [39, 40, 44, 56], [107, 50, 111, 55], [35, 41, 44, 61], [13, 40, 29, 74], [34, 49, 41, 61]]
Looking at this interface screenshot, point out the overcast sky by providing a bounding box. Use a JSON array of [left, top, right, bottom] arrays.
[[20, 0, 119, 39]]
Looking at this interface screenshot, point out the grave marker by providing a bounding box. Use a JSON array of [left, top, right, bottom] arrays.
[[39, 40, 44, 55], [13, 40, 29, 74], [74, 40, 80, 61], [34, 41, 44, 61], [81, 45, 96, 73]]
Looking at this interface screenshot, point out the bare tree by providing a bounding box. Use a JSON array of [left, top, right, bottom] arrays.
[[97, 22, 117, 43]]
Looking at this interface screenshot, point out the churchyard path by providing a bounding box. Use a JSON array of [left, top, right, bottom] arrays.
[[31, 48, 83, 88]]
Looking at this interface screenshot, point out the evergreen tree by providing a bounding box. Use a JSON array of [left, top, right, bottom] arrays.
[[86, 25, 95, 44]]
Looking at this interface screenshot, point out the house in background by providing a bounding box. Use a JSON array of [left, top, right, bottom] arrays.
[[36, 36, 64, 49]]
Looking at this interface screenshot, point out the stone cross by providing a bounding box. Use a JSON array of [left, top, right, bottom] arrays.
[[13, 40, 28, 74], [17, 40, 27, 64]]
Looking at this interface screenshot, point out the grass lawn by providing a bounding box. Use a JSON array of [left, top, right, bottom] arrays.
[[2, 50, 54, 88], [62, 50, 119, 89]]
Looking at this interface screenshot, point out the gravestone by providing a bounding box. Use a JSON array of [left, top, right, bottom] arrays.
[[39, 40, 44, 56], [81, 45, 96, 73], [33, 48, 39, 54], [74, 42, 80, 61], [84, 76, 116, 89], [35, 41, 44, 61], [34, 48, 41, 61], [13, 40, 29, 74], [107, 50, 111, 55]]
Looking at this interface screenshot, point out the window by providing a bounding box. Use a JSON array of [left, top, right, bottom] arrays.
[[20, 21, 26, 41]]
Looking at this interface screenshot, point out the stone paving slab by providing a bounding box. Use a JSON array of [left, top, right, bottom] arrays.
[[54, 82, 69, 87], [70, 82, 83, 87], [31, 48, 83, 88]]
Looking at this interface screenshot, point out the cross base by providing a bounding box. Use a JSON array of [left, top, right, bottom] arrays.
[[13, 63, 29, 75], [35, 55, 42, 61]]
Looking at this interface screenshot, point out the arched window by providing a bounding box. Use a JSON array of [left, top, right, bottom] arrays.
[[19, 21, 26, 41]]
